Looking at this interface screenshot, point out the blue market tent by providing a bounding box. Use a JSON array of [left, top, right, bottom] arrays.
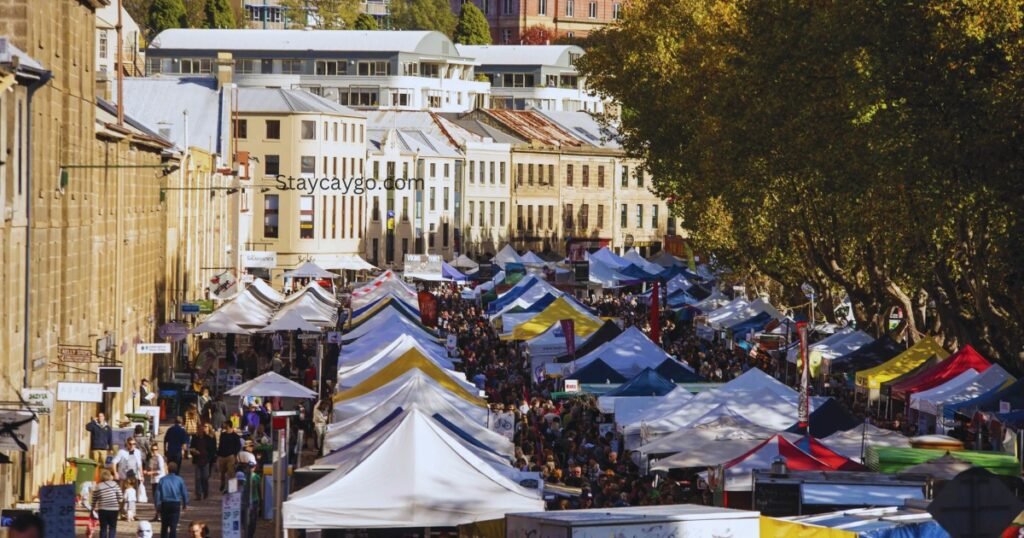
[[946, 377, 1024, 419], [830, 336, 905, 373], [553, 321, 623, 363], [785, 398, 860, 438], [601, 368, 677, 397], [685, 284, 713, 301], [655, 359, 704, 383], [728, 311, 774, 340], [441, 262, 468, 281], [486, 277, 541, 314], [351, 294, 420, 319], [565, 358, 627, 384]]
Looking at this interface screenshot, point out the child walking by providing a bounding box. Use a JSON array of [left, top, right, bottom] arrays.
[[123, 477, 138, 521]]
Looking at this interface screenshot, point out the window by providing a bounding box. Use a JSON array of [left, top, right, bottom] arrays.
[[430, 187, 436, 210], [503, 0, 513, 14], [517, 206, 524, 230], [301, 156, 316, 174], [499, 202, 506, 226], [489, 162, 495, 184], [301, 120, 316, 140], [482, 0, 490, 13], [548, 206, 553, 228], [478, 161, 484, 183], [443, 187, 449, 210], [637, 170, 644, 188], [299, 196, 315, 238], [469, 201, 475, 225], [479, 202, 485, 227], [420, 63, 441, 78], [489, 202, 496, 226], [430, 163, 437, 177], [597, 205, 604, 228], [636, 204, 643, 228], [621, 165, 629, 187], [179, 58, 212, 74], [264, 195, 279, 238], [564, 204, 574, 228], [613, 2, 622, 19], [500, 162, 506, 183], [651, 205, 659, 228], [402, 197, 409, 220], [502, 29, 513, 43], [667, 216, 677, 235], [516, 163, 524, 185], [358, 61, 389, 76], [266, 120, 280, 140], [598, 165, 605, 187], [546, 74, 558, 87], [538, 0, 547, 15], [315, 60, 346, 76], [560, 74, 579, 88], [566, 0, 574, 16], [528, 164, 534, 185], [620, 204, 627, 227], [469, 161, 475, 183], [429, 225, 436, 248], [281, 59, 304, 74], [582, 165, 590, 187], [147, 57, 162, 74], [427, 93, 442, 108], [580, 204, 589, 229], [502, 73, 535, 88], [265, 155, 280, 176], [527, 205, 534, 231], [236, 59, 257, 74], [538, 164, 545, 185], [403, 62, 419, 76], [537, 204, 544, 229], [372, 197, 380, 220], [548, 164, 554, 184], [236, 119, 248, 139], [588, 1, 597, 18], [443, 222, 450, 247], [99, 32, 108, 59], [566, 164, 574, 186], [341, 87, 380, 107]]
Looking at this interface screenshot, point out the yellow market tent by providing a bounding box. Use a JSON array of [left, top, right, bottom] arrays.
[[500, 297, 602, 341], [855, 339, 948, 391], [332, 348, 486, 407], [761, 517, 856, 538]]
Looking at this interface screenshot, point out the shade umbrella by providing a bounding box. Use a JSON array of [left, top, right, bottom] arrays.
[[283, 261, 340, 279], [225, 371, 316, 399]]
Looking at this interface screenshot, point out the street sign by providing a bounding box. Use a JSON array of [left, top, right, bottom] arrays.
[[180, 303, 201, 314], [56, 382, 103, 403], [198, 300, 215, 313], [564, 379, 580, 393], [136, 343, 171, 354], [0, 410, 37, 451], [57, 346, 92, 363], [928, 467, 1024, 537], [157, 322, 190, 342], [39, 485, 74, 537], [20, 389, 53, 415]]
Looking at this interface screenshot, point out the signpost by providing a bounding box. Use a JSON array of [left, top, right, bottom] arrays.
[[136, 343, 171, 354], [20, 389, 53, 415], [564, 379, 580, 393], [56, 382, 103, 403], [57, 346, 92, 363]]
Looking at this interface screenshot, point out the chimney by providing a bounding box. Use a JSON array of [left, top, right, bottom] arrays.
[[215, 51, 234, 90]]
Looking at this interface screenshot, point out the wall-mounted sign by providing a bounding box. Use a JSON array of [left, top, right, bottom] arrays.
[[56, 382, 104, 403], [0, 410, 38, 451], [57, 346, 92, 363], [209, 270, 239, 299], [180, 303, 201, 314], [241, 250, 277, 269], [136, 343, 171, 354], [20, 389, 53, 415]]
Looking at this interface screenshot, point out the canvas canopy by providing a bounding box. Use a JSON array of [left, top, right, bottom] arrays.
[[623, 248, 665, 275], [655, 358, 703, 383], [208, 294, 275, 327], [525, 321, 588, 368], [501, 297, 602, 341], [855, 339, 949, 391], [325, 254, 377, 272], [343, 308, 437, 341], [823, 424, 911, 462], [337, 334, 456, 389], [554, 321, 622, 363], [831, 336, 905, 373], [225, 371, 316, 398], [560, 326, 673, 377], [274, 286, 338, 327], [351, 271, 417, 309], [283, 261, 339, 279], [611, 389, 693, 427], [762, 507, 949, 538], [596, 369, 678, 414], [649, 250, 685, 268], [491, 245, 524, 269], [258, 310, 322, 333], [283, 408, 542, 529], [642, 408, 795, 463], [520, 250, 546, 264], [784, 398, 860, 438], [932, 364, 1014, 419], [332, 369, 488, 424], [786, 329, 874, 364], [248, 278, 286, 304], [907, 369, 979, 415], [441, 262, 468, 281], [451, 254, 479, 270], [888, 344, 990, 400], [339, 322, 442, 364], [715, 435, 850, 491], [333, 348, 483, 406], [707, 298, 784, 330], [190, 316, 252, 335], [564, 359, 626, 384], [351, 295, 420, 322]]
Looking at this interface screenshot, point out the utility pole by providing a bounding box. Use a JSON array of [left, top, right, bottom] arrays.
[[116, 0, 124, 125]]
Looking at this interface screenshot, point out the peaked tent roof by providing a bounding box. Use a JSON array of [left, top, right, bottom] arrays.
[[560, 326, 672, 377], [553, 320, 622, 363], [332, 369, 488, 425], [520, 250, 546, 264], [282, 261, 339, 279], [337, 334, 456, 388], [641, 406, 788, 459], [258, 310, 322, 332], [889, 344, 991, 400], [343, 307, 437, 341], [248, 278, 286, 304], [649, 250, 685, 268], [441, 262, 468, 281], [225, 371, 317, 398], [623, 248, 665, 275], [563, 358, 627, 384], [717, 435, 841, 491], [855, 339, 949, 390], [786, 328, 874, 364], [332, 348, 484, 406], [793, 436, 869, 471], [339, 320, 442, 362], [350, 270, 418, 308], [907, 369, 981, 415], [451, 254, 480, 270], [491, 245, 524, 269], [831, 335, 905, 373], [935, 364, 1015, 418], [283, 408, 543, 529], [654, 358, 703, 383], [502, 296, 602, 341], [190, 316, 253, 335], [601, 368, 677, 397], [785, 398, 860, 438], [823, 424, 911, 462]]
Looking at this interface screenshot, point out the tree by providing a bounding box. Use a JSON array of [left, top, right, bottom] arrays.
[[389, 0, 456, 35], [353, 13, 378, 30], [279, 0, 361, 29], [147, 0, 188, 37], [454, 3, 491, 45], [578, 0, 1024, 371], [204, 0, 236, 28], [519, 25, 553, 45]]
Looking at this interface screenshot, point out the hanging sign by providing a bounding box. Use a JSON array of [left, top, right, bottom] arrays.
[[20, 389, 53, 415]]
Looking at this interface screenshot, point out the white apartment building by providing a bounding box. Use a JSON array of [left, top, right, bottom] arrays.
[[95, 2, 144, 86], [145, 29, 490, 112], [237, 87, 369, 282], [457, 44, 605, 113]]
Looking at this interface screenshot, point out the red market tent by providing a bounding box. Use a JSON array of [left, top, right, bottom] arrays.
[[717, 435, 839, 492], [794, 436, 868, 471], [889, 345, 991, 401]]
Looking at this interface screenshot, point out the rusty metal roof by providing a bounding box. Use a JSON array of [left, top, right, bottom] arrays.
[[483, 110, 584, 148]]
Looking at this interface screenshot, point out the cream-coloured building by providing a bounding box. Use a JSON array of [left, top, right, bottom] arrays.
[[238, 87, 368, 283], [95, 0, 144, 91]]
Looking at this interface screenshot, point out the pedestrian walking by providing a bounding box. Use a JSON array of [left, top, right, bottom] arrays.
[[112, 437, 144, 483], [202, 394, 228, 432], [242, 461, 261, 538], [87, 412, 113, 465], [123, 477, 138, 522], [188, 423, 216, 500], [164, 417, 190, 468], [91, 469, 122, 538], [216, 423, 243, 492], [154, 462, 189, 538], [195, 388, 212, 424], [187, 521, 209, 538]]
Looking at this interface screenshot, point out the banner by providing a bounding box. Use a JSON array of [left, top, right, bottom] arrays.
[[650, 281, 661, 344], [796, 321, 810, 431], [418, 290, 438, 327], [559, 319, 576, 358], [209, 270, 238, 299]]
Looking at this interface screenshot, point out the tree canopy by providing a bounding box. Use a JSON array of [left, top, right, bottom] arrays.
[[204, 0, 236, 28], [454, 3, 491, 45], [280, 0, 361, 29], [353, 13, 379, 30], [578, 0, 1024, 370], [389, 0, 457, 35], [146, 0, 188, 37]]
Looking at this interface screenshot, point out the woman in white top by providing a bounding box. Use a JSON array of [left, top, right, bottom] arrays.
[[145, 443, 167, 518]]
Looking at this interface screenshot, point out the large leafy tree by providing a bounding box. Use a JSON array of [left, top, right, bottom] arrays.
[[519, 24, 553, 45], [578, 0, 1024, 370], [147, 0, 188, 37], [280, 0, 361, 29], [204, 0, 236, 28], [353, 13, 379, 30], [389, 0, 457, 35], [454, 3, 491, 45]]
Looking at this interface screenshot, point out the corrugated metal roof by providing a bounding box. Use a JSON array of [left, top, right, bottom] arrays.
[[436, 113, 527, 145], [456, 45, 582, 68], [237, 87, 364, 117], [149, 29, 455, 57], [366, 128, 461, 158], [483, 109, 583, 148], [364, 110, 482, 148], [117, 77, 222, 153], [534, 110, 622, 149]]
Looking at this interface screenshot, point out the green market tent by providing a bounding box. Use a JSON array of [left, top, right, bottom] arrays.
[[864, 445, 1020, 477]]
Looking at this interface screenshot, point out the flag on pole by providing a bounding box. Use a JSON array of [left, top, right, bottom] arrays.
[[649, 281, 661, 344], [559, 319, 576, 358], [796, 321, 810, 432]]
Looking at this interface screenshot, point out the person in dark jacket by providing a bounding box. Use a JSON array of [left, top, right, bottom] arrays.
[[86, 412, 113, 465], [202, 394, 227, 431], [164, 417, 190, 469], [189, 423, 217, 500], [216, 423, 243, 493]]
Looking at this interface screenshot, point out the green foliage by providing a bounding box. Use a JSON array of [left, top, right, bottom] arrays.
[[454, 3, 491, 45], [389, 0, 457, 36], [147, 0, 188, 37], [578, 0, 1024, 370], [354, 13, 379, 30], [279, 0, 360, 29], [204, 0, 235, 28]]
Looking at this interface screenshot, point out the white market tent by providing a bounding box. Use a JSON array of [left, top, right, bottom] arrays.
[[274, 285, 339, 327], [339, 323, 443, 362], [248, 278, 286, 304], [332, 369, 488, 424], [623, 248, 665, 275], [588, 247, 632, 269], [225, 371, 317, 399], [707, 298, 784, 330], [690, 290, 731, 312], [648, 414, 802, 471], [524, 322, 588, 368], [283, 408, 543, 530], [491, 245, 524, 269], [337, 335, 457, 389], [258, 310, 322, 333], [342, 308, 434, 341], [450, 254, 480, 270], [822, 424, 912, 462], [350, 271, 418, 309], [666, 274, 693, 295], [191, 316, 253, 335], [327, 254, 378, 272], [612, 389, 694, 427], [927, 364, 1014, 420], [520, 250, 546, 265], [786, 328, 875, 364], [908, 368, 980, 414], [283, 261, 340, 280], [560, 326, 676, 377]]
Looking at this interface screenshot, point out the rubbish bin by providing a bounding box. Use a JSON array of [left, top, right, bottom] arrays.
[[66, 457, 98, 495], [159, 388, 181, 420]]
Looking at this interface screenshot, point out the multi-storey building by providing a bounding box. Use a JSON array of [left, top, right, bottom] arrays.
[[236, 87, 369, 283], [239, 0, 391, 29], [95, 2, 145, 89], [451, 0, 623, 44], [145, 29, 490, 112], [457, 44, 604, 113]]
